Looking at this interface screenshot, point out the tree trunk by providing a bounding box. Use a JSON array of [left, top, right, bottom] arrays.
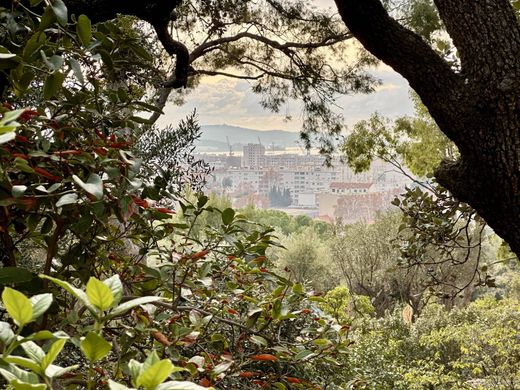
[[334, 0, 520, 257]]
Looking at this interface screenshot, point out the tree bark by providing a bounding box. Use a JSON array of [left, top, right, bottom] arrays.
[[334, 0, 520, 257]]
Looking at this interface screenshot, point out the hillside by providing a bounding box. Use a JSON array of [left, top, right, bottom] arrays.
[[198, 124, 301, 152]]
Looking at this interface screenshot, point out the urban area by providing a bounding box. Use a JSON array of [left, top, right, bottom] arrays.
[[197, 142, 411, 223]]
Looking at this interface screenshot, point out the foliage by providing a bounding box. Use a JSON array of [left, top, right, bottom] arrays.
[[0, 3, 352, 389], [337, 294, 520, 389], [241, 206, 331, 237], [135, 112, 211, 198], [167, 0, 378, 158], [268, 186, 292, 208], [329, 211, 495, 316], [342, 93, 495, 296], [342, 95, 456, 178], [273, 227, 337, 291], [320, 286, 375, 325]]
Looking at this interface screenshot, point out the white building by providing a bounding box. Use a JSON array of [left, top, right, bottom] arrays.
[[242, 144, 265, 168]]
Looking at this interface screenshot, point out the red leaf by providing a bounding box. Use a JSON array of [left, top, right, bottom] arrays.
[[154, 207, 176, 214], [11, 153, 29, 160], [286, 377, 304, 384], [34, 167, 60, 181], [94, 129, 107, 139], [239, 371, 258, 378], [153, 331, 172, 346], [17, 196, 38, 210], [53, 150, 82, 156], [15, 135, 30, 143], [191, 250, 209, 261], [250, 354, 278, 362], [19, 109, 39, 122], [106, 141, 131, 148], [198, 378, 212, 387], [132, 196, 149, 209], [227, 309, 238, 315], [93, 147, 108, 156]]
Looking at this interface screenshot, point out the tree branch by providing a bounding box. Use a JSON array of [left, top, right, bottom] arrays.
[[333, 0, 466, 143], [433, 0, 520, 83]]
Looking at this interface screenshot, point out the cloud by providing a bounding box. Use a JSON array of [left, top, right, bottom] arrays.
[[158, 67, 413, 133]]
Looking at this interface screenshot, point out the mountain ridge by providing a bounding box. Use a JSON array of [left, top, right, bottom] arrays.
[[198, 124, 301, 152]]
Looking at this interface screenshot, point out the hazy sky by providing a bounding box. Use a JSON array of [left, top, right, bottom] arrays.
[[158, 0, 414, 133]]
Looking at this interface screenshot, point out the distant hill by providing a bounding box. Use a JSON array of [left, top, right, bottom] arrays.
[[197, 124, 301, 152]]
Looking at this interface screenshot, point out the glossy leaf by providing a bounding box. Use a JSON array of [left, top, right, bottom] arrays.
[[80, 331, 111, 362], [136, 360, 174, 390], [2, 288, 33, 327], [76, 15, 92, 47], [86, 277, 114, 311]]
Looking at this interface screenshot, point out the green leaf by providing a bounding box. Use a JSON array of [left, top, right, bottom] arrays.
[[0, 321, 15, 344], [271, 299, 282, 320], [39, 275, 98, 319], [0, 132, 15, 145], [103, 275, 123, 306], [50, 0, 68, 25], [294, 349, 314, 361], [10, 380, 47, 390], [56, 193, 78, 207], [11, 185, 27, 198], [86, 277, 114, 311], [222, 208, 235, 225], [108, 296, 163, 319], [292, 283, 303, 295], [30, 293, 53, 320], [80, 331, 111, 363], [0, 365, 40, 384], [2, 287, 33, 327], [21, 341, 45, 363], [133, 101, 164, 114], [72, 173, 103, 200], [68, 58, 84, 84], [41, 338, 66, 369], [250, 335, 268, 347], [21, 330, 56, 342], [43, 71, 65, 100], [4, 356, 43, 375], [76, 15, 92, 47], [312, 338, 331, 346], [39, 7, 56, 30], [45, 364, 78, 379], [156, 382, 212, 390], [0, 267, 35, 285], [136, 360, 174, 390], [108, 380, 135, 390]]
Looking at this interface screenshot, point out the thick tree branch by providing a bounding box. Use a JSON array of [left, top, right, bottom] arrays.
[[433, 0, 520, 83]]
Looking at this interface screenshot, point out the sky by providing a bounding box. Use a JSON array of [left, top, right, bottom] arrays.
[[157, 1, 415, 133]]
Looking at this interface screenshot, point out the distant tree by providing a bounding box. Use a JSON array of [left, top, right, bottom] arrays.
[[330, 212, 489, 316], [275, 227, 339, 291], [222, 176, 233, 188], [135, 111, 212, 198]]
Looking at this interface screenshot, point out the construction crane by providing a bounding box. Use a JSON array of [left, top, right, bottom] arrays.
[[257, 136, 262, 146], [226, 136, 233, 156]]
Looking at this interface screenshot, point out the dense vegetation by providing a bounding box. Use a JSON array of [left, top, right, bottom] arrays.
[[0, 1, 519, 389]]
